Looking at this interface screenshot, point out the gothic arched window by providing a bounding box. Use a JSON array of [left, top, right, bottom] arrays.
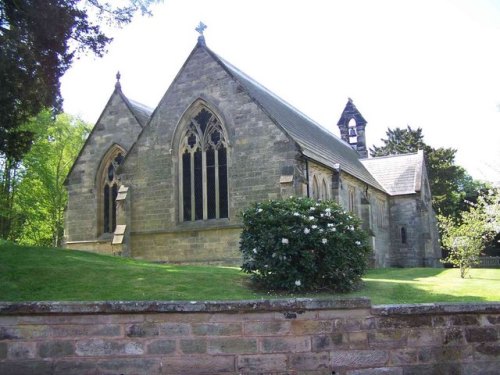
[[321, 178, 328, 201], [98, 147, 124, 235], [312, 175, 319, 200], [180, 107, 228, 221]]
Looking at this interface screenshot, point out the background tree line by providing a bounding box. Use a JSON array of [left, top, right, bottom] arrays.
[[1, 0, 157, 244], [371, 125, 500, 273]]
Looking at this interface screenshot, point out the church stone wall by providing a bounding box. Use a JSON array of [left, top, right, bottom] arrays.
[[338, 174, 392, 268], [306, 162, 333, 199], [389, 196, 424, 267], [120, 46, 299, 263], [64, 92, 143, 251], [369, 190, 392, 268]]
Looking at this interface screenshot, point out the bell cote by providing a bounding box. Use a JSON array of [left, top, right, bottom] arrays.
[[337, 98, 368, 158]]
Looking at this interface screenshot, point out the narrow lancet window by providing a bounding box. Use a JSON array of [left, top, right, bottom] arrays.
[[180, 107, 228, 221], [102, 151, 123, 234]]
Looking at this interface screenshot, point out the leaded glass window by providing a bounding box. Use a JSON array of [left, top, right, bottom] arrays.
[[180, 108, 228, 221]]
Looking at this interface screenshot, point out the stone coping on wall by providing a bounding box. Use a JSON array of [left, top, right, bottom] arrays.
[[0, 298, 371, 315], [1, 298, 499, 316], [372, 301, 500, 315]]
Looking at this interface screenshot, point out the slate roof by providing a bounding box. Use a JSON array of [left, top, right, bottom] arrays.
[[122, 95, 153, 127], [360, 151, 424, 195], [204, 46, 385, 192]]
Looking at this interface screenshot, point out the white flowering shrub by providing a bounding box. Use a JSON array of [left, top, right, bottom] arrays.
[[239, 197, 371, 292]]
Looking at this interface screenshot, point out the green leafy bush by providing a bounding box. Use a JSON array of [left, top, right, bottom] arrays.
[[239, 197, 371, 292]]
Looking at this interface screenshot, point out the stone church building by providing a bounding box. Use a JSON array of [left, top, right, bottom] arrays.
[[64, 36, 441, 268]]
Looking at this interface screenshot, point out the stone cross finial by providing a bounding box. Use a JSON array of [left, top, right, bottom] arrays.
[[115, 71, 121, 90], [195, 22, 207, 36], [196, 22, 207, 45]]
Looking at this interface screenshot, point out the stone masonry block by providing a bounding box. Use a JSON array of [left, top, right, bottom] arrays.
[[345, 317, 377, 331], [7, 341, 36, 359], [449, 315, 480, 326], [0, 326, 20, 340], [289, 352, 331, 371], [330, 350, 389, 368], [474, 343, 500, 360], [312, 333, 346, 351], [180, 338, 207, 354], [389, 348, 418, 366], [53, 360, 98, 375], [244, 321, 291, 336], [192, 323, 242, 336], [462, 361, 500, 375], [126, 322, 159, 337], [485, 315, 500, 325], [0, 361, 53, 375], [407, 328, 443, 347], [418, 346, 473, 364], [347, 367, 403, 375], [377, 316, 433, 329], [291, 320, 332, 335], [348, 331, 369, 349], [208, 337, 257, 354], [162, 355, 235, 374], [402, 363, 462, 375], [465, 327, 498, 343], [443, 327, 464, 345], [237, 354, 288, 372], [97, 358, 161, 375], [0, 342, 7, 359], [368, 330, 407, 349], [158, 323, 191, 336], [75, 339, 144, 356], [38, 340, 75, 358], [261, 336, 311, 353], [50, 324, 121, 338], [146, 339, 176, 354]]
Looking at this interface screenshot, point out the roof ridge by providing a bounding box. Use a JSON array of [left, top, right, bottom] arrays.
[[362, 151, 421, 162]]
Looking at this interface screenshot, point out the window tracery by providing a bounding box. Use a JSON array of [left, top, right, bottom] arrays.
[[180, 107, 228, 221]]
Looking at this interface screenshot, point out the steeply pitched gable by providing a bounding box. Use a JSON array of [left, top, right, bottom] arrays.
[[65, 83, 152, 185]]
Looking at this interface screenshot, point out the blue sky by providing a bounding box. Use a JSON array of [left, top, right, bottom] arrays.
[[61, 0, 500, 183]]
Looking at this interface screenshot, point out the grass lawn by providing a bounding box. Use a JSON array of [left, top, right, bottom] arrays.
[[1, 241, 499, 304]]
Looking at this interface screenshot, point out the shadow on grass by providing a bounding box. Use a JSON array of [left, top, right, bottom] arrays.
[[365, 267, 447, 280], [348, 278, 489, 305]]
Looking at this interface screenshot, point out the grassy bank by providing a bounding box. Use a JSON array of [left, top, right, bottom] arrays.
[[1, 241, 499, 304]]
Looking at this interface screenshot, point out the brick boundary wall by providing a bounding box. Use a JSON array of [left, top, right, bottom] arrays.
[[0, 298, 499, 374]]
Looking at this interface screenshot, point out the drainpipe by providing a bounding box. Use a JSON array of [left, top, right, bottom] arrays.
[[305, 158, 310, 198]]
